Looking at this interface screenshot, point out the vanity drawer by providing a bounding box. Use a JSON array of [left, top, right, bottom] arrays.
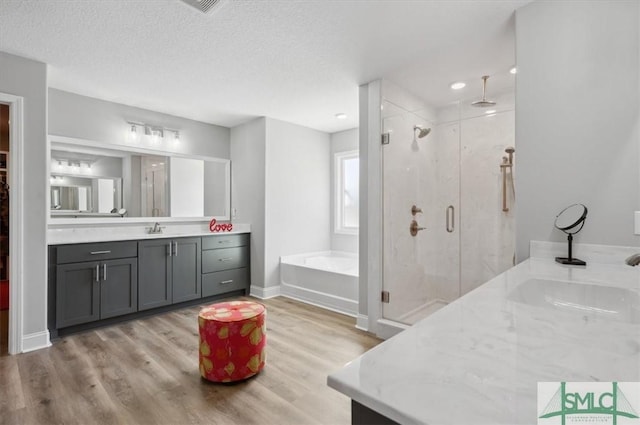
[[56, 241, 138, 264], [202, 268, 249, 297], [202, 234, 248, 250], [202, 246, 248, 273]]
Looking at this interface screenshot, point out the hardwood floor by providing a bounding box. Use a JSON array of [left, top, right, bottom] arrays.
[[0, 297, 381, 425]]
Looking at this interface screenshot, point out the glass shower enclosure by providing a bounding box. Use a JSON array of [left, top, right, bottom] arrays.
[[381, 93, 515, 326]]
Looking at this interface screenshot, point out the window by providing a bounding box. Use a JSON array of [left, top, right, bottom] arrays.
[[335, 150, 359, 234]]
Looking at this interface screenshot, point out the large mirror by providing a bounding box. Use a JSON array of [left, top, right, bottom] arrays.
[[49, 137, 231, 220]]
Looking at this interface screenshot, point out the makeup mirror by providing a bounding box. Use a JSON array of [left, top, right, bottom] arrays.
[[554, 203, 588, 266]]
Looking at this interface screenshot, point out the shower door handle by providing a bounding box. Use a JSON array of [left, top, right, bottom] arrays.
[[446, 205, 455, 233]]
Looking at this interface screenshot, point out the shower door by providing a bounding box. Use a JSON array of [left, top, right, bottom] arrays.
[[381, 101, 461, 325]]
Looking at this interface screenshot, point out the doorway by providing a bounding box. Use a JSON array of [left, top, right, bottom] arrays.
[[0, 103, 9, 355]]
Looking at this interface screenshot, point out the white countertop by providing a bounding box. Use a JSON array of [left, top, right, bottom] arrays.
[[48, 222, 250, 245], [328, 247, 640, 424]]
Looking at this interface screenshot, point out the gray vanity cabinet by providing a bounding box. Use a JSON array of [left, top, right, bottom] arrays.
[[56, 262, 100, 327], [55, 242, 138, 328], [201, 234, 249, 297], [138, 237, 201, 310], [100, 258, 138, 319], [138, 239, 172, 311], [172, 238, 202, 303]]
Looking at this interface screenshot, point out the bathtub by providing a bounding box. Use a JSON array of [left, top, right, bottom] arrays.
[[280, 251, 358, 317]]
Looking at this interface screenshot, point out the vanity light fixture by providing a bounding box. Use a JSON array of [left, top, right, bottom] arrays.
[[126, 121, 180, 144], [335, 113, 347, 120], [129, 124, 138, 142], [166, 129, 180, 143], [450, 82, 466, 90], [81, 162, 92, 174], [510, 67, 517, 74]]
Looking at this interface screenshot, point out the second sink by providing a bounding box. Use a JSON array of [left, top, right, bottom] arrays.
[[508, 278, 640, 324]]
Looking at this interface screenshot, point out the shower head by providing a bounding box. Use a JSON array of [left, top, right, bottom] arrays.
[[471, 75, 496, 107], [414, 126, 431, 138]]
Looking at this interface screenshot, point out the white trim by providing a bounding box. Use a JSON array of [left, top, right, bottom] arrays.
[[0, 93, 24, 354], [280, 282, 357, 317], [21, 331, 51, 353], [356, 314, 369, 331], [249, 285, 281, 299]]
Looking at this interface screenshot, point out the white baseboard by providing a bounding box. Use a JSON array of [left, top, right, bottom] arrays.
[[250, 285, 281, 299], [280, 282, 358, 317], [22, 330, 51, 353], [356, 314, 369, 331]]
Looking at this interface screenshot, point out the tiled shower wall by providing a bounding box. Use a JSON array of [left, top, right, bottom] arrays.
[[382, 81, 515, 322]]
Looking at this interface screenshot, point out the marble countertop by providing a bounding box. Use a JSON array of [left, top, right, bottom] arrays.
[[328, 252, 640, 424], [48, 222, 250, 245]]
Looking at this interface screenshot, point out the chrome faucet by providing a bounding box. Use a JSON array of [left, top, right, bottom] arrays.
[[625, 253, 640, 266], [148, 222, 164, 234]]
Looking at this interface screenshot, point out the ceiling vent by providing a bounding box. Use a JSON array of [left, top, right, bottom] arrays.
[[179, 0, 227, 14]]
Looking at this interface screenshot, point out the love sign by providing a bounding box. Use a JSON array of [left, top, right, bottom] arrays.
[[209, 218, 233, 233]]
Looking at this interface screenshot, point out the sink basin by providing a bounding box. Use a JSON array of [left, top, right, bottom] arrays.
[[508, 278, 640, 324]]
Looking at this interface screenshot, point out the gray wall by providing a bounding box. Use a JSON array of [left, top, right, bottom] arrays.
[[264, 118, 331, 287], [0, 52, 48, 339], [49, 89, 230, 159], [515, 0, 640, 261], [330, 128, 359, 253], [230, 118, 267, 288], [231, 117, 332, 292]]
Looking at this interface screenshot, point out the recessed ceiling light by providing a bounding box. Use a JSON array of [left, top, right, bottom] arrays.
[[450, 82, 466, 90], [510, 67, 517, 74], [485, 110, 496, 114], [335, 113, 347, 120]]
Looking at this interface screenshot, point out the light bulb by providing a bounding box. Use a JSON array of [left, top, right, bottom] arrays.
[[129, 124, 138, 142]]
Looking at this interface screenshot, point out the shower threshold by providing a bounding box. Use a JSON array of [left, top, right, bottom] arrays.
[[396, 298, 448, 325]]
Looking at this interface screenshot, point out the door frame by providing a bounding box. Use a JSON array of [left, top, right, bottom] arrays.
[[0, 93, 24, 354]]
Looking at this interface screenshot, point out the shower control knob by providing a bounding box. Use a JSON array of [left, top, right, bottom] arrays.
[[410, 220, 426, 237], [411, 205, 423, 216]]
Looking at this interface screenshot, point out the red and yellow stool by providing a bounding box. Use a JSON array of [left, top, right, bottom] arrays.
[[198, 300, 266, 382]]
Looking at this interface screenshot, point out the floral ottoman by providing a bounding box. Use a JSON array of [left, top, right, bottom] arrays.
[[198, 300, 266, 382]]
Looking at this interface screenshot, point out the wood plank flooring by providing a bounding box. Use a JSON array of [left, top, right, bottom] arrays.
[[0, 297, 381, 425]]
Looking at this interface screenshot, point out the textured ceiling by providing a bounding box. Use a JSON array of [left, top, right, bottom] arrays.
[[0, 0, 531, 133]]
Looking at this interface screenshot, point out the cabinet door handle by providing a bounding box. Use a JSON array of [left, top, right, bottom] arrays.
[[95, 265, 100, 282], [90, 250, 111, 255], [173, 241, 178, 257], [102, 264, 107, 281], [218, 240, 232, 244], [218, 258, 233, 262], [220, 280, 234, 285], [168, 243, 172, 257]]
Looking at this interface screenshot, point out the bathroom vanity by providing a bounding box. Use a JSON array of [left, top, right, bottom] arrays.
[[328, 242, 640, 424], [45, 133, 245, 337], [48, 227, 250, 337]]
